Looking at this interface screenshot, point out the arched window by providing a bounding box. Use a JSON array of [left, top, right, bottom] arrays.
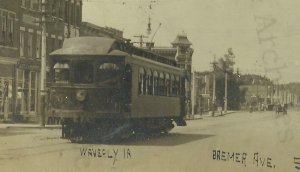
[[165, 73, 170, 96], [54, 62, 69, 83], [159, 72, 165, 96], [171, 75, 176, 96], [153, 71, 158, 95], [176, 76, 180, 96], [146, 69, 153, 95], [138, 67, 145, 95]]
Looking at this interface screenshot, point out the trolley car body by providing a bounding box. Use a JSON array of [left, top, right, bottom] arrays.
[[48, 37, 186, 142]]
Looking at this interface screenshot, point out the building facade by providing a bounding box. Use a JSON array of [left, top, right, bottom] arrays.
[[80, 22, 124, 40], [150, 33, 194, 116], [0, 0, 82, 122], [192, 71, 212, 115], [0, 1, 19, 120]]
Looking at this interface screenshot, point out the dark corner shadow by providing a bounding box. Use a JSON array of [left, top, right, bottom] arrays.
[[83, 133, 214, 146]]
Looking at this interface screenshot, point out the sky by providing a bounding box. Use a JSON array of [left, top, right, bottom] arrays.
[[82, 0, 300, 83]]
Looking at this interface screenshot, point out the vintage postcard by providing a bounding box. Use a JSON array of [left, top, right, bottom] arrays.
[[0, 0, 299, 172]]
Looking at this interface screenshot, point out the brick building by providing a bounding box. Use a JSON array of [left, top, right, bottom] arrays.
[[0, 0, 82, 122], [0, 1, 19, 120]]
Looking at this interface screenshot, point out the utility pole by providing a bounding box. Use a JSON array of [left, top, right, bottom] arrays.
[[223, 48, 235, 114], [39, 0, 47, 127], [133, 35, 148, 47], [191, 68, 195, 117], [211, 55, 217, 116]]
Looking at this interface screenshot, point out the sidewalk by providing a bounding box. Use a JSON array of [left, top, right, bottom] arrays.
[[0, 123, 61, 129]]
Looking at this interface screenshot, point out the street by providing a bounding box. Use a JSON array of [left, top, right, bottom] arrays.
[[0, 110, 300, 172]]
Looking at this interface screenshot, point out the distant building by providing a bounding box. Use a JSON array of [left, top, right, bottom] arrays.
[[80, 22, 124, 41], [0, 0, 82, 122], [149, 33, 194, 116], [192, 71, 212, 115]]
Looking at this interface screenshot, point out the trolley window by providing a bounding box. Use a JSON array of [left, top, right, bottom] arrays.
[[53, 62, 70, 83], [74, 61, 94, 84], [97, 62, 121, 84], [165, 73, 170, 96], [146, 69, 153, 95], [138, 68, 145, 95], [153, 71, 158, 95], [158, 72, 165, 96]]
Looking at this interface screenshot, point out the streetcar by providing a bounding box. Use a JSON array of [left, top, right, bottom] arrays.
[[48, 37, 186, 142]]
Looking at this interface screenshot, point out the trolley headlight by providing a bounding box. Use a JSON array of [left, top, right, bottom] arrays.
[[76, 90, 87, 101]]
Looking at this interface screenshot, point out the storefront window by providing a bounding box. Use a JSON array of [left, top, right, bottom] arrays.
[[23, 71, 29, 112], [16, 70, 38, 114], [30, 72, 36, 112], [0, 78, 13, 116]]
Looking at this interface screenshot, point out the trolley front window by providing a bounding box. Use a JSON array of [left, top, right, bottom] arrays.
[[97, 62, 121, 84], [54, 62, 70, 83], [74, 61, 94, 84]]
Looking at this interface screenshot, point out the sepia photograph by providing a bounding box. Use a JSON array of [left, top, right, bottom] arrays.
[[0, 0, 299, 171]]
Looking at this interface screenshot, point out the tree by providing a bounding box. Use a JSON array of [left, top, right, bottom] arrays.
[[214, 48, 242, 110]]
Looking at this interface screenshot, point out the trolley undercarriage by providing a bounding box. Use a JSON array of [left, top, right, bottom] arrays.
[[61, 117, 186, 143]]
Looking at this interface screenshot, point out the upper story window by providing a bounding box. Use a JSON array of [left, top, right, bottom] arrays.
[[54, 62, 70, 83], [52, 0, 56, 14], [1, 15, 7, 44], [28, 33, 33, 57], [36, 34, 41, 58], [64, 1, 69, 23], [8, 17, 14, 46], [58, 1, 63, 18], [21, 0, 26, 7], [70, 2, 74, 25], [20, 31, 25, 57], [30, 0, 34, 9], [0, 12, 15, 47]]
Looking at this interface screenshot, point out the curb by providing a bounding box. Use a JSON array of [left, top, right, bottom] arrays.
[[187, 111, 236, 120]]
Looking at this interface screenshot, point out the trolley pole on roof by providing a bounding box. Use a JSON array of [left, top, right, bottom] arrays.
[[39, 0, 47, 127]]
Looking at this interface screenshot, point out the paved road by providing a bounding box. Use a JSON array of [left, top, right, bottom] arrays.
[[0, 110, 299, 172]]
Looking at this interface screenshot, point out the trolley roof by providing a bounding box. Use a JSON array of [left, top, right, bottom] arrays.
[[50, 36, 177, 67], [50, 37, 116, 55]]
